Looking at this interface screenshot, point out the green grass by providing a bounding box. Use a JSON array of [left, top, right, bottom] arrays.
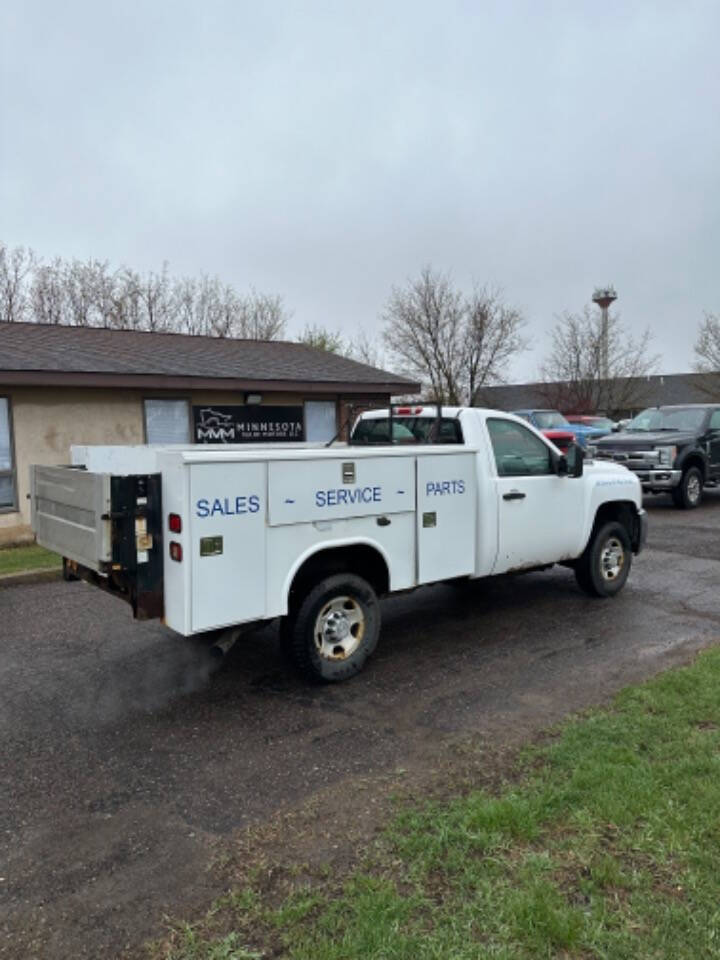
[[155, 647, 720, 960], [0, 543, 61, 576]]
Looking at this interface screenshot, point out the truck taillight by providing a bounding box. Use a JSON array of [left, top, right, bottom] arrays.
[[169, 542, 183, 562], [168, 513, 182, 533]]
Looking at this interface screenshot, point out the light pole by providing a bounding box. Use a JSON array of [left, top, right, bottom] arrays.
[[592, 286, 617, 382]]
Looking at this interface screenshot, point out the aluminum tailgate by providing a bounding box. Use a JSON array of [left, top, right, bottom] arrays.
[[30, 465, 111, 572]]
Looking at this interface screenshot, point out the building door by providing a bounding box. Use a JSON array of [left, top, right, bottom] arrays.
[[305, 400, 337, 443]]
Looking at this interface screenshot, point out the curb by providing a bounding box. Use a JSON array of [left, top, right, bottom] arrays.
[[0, 568, 64, 589]]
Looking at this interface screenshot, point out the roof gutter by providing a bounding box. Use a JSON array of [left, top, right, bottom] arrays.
[[0, 369, 421, 395]]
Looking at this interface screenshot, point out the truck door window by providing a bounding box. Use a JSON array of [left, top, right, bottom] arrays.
[[487, 418, 553, 477], [710, 410, 720, 431]]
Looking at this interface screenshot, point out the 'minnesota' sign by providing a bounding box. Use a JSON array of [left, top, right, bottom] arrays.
[[193, 405, 304, 443]]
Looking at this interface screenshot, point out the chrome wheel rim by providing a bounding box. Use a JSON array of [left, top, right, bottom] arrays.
[[314, 596, 365, 661], [686, 473, 701, 504], [600, 537, 625, 581]]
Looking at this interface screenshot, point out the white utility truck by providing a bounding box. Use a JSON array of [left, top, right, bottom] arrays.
[[30, 407, 647, 682]]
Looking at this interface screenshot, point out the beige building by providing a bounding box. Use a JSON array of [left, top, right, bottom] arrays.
[[0, 322, 418, 545]]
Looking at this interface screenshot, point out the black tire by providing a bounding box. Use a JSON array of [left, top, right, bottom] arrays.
[[281, 573, 380, 683], [574, 521, 632, 598], [671, 466, 703, 509]]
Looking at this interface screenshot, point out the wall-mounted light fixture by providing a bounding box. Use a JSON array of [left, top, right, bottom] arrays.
[[245, 393, 262, 405]]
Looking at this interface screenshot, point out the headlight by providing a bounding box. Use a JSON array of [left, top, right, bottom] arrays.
[[656, 445, 677, 466]]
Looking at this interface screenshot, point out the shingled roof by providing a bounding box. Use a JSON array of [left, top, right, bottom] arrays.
[[0, 322, 419, 394], [478, 373, 720, 413]]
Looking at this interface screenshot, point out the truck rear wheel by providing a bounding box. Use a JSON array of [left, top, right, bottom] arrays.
[[282, 573, 381, 683], [671, 466, 703, 509], [574, 521, 632, 598]]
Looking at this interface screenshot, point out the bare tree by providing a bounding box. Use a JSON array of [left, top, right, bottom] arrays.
[[0, 243, 34, 322], [208, 283, 242, 338], [89, 260, 119, 328], [237, 289, 288, 340], [0, 240, 290, 339], [382, 266, 526, 403], [31, 258, 66, 324], [464, 286, 527, 404], [693, 312, 720, 396], [113, 269, 144, 330], [135, 265, 174, 332], [539, 307, 658, 416], [298, 324, 345, 354], [346, 329, 385, 368]]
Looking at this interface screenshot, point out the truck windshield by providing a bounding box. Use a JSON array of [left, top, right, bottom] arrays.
[[351, 417, 463, 445], [627, 408, 707, 432]]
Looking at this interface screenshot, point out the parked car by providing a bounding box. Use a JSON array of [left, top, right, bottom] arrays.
[[591, 404, 720, 508], [539, 428, 575, 453], [565, 415, 617, 435], [512, 409, 608, 449]]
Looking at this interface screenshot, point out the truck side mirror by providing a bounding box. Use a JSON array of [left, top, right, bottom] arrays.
[[565, 442, 584, 478], [554, 452, 568, 476]]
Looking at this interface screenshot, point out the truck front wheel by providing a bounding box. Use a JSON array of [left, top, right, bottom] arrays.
[[282, 573, 381, 682], [671, 466, 703, 509], [574, 521, 632, 598]]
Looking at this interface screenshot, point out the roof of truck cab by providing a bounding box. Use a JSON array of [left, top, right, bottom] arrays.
[[359, 405, 464, 418]]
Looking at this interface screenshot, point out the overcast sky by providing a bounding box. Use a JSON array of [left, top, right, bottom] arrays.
[[2, 1, 719, 381]]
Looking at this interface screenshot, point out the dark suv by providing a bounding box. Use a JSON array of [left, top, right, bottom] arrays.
[[591, 404, 720, 508]]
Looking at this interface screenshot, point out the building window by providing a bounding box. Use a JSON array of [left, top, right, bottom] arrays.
[[0, 397, 15, 510], [144, 399, 191, 444], [304, 400, 337, 443]]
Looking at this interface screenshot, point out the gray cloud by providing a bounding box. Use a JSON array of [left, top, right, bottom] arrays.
[[2, 0, 719, 380]]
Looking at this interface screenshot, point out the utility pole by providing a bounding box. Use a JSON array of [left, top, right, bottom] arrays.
[[592, 286, 617, 381]]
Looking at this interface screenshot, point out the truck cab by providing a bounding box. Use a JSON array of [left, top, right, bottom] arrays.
[[592, 404, 720, 508]]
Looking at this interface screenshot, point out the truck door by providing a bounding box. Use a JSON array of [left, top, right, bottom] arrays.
[[416, 453, 476, 583], [485, 418, 585, 572]]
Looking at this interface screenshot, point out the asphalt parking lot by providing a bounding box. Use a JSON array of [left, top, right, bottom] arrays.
[[1, 490, 719, 959]]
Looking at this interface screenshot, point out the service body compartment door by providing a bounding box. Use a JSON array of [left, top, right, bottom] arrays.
[[268, 456, 415, 525], [417, 453, 476, 583], [189, 461, 267, 631]]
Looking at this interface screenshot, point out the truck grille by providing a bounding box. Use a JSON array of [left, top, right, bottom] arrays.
[[595, 450, 657, 470]]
